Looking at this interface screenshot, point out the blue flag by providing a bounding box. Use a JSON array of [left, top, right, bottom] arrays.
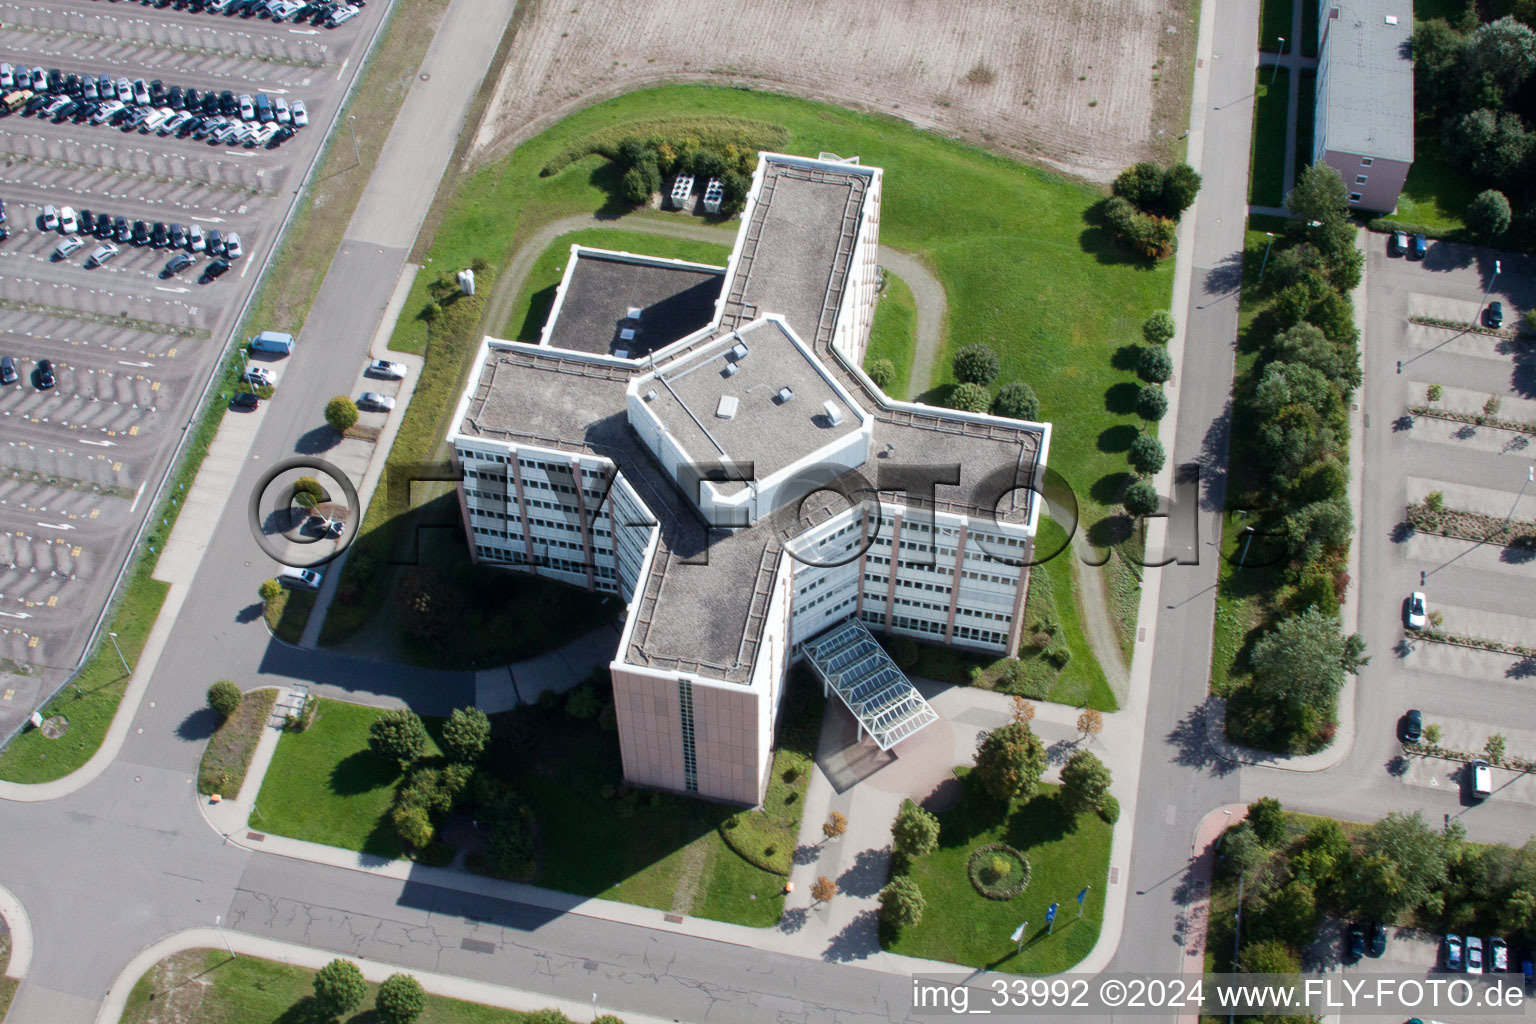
[[1077, 887, 1089, 904], [1045, 903, 1058, 923]]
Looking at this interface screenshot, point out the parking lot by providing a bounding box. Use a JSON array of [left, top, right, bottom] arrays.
[[1361, 239, 1536, 810], [0, 0, 384, 732]]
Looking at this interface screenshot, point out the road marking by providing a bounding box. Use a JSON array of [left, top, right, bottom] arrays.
[[0, 612, 31, 620], [79, 439, 116, 447], [154, 286, 190, 294], [129, 480, 147, 514], [36, 522, 77, 531], [336, 57, 348, 80], [290, 28, 319, 34]]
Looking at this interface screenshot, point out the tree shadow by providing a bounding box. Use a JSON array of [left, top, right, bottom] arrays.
[[793, 843, 821, 867], [1089, 470, 1134, 506], [1499, 544, 1536, 564], [274, 995, 330, 1024], [1004, 793, 1071, 849], [836, 846, 890, 898], [1390, 414, 1415, 432], [821, 907, 882, 962], [329, 748, 398, 797], [1086, 511, 1134, 547], [1507, 656, 1536, 680], [236, 601, 265, 623], [589, 159, 634, 220], [1204, 250, 1245, 296], [177, 706, 220, 741], [1110, 344, 1143, 372], [1104, 383, 1140, 418], [1389, 520, 1414, 544], [1509, 343, 1536, 399], [294, 425, 339, 454], [779, 905, 809, 933], [513, 284, 558, 342], [1385, 754, 1411, 777]]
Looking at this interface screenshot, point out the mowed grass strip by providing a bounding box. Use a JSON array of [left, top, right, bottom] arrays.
[[863, 271, 918, 400], [197, 687, 279, 797], [1249, 66, 1290, 207]]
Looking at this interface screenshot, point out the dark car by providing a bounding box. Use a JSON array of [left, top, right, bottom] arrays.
[[231, 391, 260, 410], [202, 92, 221, 115], [148, 79, 166, 105], [114, 215, 131, 242], [1411, 233, 1428, 258], [47, 68, 63, 93], [206, 228, 224, 254], [177, 115, 202, 136], [63, 73, 80, 95], [23, 94, 49, 116], [132, 219, 149, 245], [183, 87, 200, 110], [162, 252, 194, 276], [1401, 709, 1423, 743], [1369, 922, 1387, 958], [36, 358, 55, 389], [151, 221, 168, 247], [219, 89, 238, 114], [201, 257, 230, 282], [96, 214, 116, 239], [270, 125, 295, 146], [1346, 922, 1366, 963], [169, 223, 187, 248], [1486, 301, 1504, 329], [0, 356, 17, 385], [78, 209, 95, 235], [168, 85, 184, 109]]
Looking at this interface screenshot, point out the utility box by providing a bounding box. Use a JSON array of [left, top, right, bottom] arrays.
[[702, 177, 724, 214], [669, 173, 695, 210], [457, 268, 475, 296]]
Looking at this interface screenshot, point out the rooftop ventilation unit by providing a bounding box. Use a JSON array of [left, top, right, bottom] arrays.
[[775, 386, 794, 405], [722, 363, 739, 378], [1384, 13, 1398, 23], [702, 177, 725, 215], [669, 174, 695, 210], [614, 349, 629, 360], [729, 342, 749, 361], [716, 395, 738, 420], [644, 389, 658, 402], [822, 400, 844, 427], [619, 327, 636, 342], [626, 307, 644, 320]]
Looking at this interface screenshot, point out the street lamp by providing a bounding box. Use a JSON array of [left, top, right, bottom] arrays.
[[1479, 259, 1502, 323], [1270, 38, 1286, 87], [215, 914, 236, 959], [1505, 466, 1534, 528], [1257, 232, 1277, 282], [348, 114, 360, 169], [107, 631, 131, 675]]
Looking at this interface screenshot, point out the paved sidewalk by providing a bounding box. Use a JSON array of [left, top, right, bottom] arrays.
[[1177, 803, 1248, 1024], [96, 927, 677, 1024], [0, 881, 32, 983]]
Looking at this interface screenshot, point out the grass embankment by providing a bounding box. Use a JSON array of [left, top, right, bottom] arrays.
[[197, 688, 279, 797], [863, 271, 918, 400], [501, 228, 732, 340], [1249, 67, 1291, 207], [120, 949, 596, 1024], [322, 85, 1174, 673], [0, 0, 448, 783], [262, 589, 316, 644], [884, 770, 1111, 972]]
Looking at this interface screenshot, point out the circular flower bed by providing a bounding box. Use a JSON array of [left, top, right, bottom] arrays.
[[967, 843, 1031, 900]]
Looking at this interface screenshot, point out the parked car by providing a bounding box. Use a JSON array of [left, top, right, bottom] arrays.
[[277, 566, 322, 590], [53, 236, 84, 260], [151, 221, 169, 247], [1486, 301, 1504, 329], [238, 93, 254, 119], [1369, 922, 1386, 958], [207, 228, 224, 254], [1411, 233, 1428, 258], [1446, 934, 1464, 971], [201, 257, 230, 281], [291, 99, 308, 126], [1391, 230, 1409, 256], [1406, 591, 1427, 629], [36, 359, 56, 389], [41, 204, 59, 231], [58, 206, 78, 233], [1346, 922, 1366, 963], [86, 242, 119, 267], [170, 223, 186, 248], [162, 251, 193, 275], [224, 232, 243, 259], [0, 64, 12, 90], [1491, 937, 1509, 972], [1469, 935, 1485, 974], [241, 366, 275, 387], [187, 223, 206, 251], [273, 95, 290, 123], [231, 391, 261, 410], [0, 356, 17, 385], [1470, 759, 1493, 799], [91, 99, 124, 124], [132, 220, 149, 246], [357, 392, 395, 412], [114, 216, 131, 242], [1401, 709, 1422, 743], [367, 359, 407, 380], [132, 78, 150, 105], [78, 209, 96, 235]]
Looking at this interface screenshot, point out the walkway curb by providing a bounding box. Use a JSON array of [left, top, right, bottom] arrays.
[[1177, 803, 1247, 1024], [0, 882, 32, 982], [94, 928, 678, 1024]]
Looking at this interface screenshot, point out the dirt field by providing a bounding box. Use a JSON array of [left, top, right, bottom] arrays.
[[470, 0, 1196, 182]]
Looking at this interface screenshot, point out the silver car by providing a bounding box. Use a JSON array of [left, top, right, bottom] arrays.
[[367, 359, 407, 380], [357, 392, 395, 412]]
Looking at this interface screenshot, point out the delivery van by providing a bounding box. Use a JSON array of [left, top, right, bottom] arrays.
[[250, 330, 294, 356]]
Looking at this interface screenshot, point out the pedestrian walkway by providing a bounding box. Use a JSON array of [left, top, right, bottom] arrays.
[[1260, 0, 1319, 209], [1177, 803, 1247, 1024]]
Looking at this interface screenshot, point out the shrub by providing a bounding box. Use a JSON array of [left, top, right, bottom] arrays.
[[1247, 797, 1287, 847], [1221, 822, 1266, 876], [313, 959, 366, 1018], [376, 973, 427, 1024], [991, 381, 1040, 420], [885, 636, 919, 670], [537, 689, 560, 711], [1098, 793, 1121, 824], [822, 810, 848, 840], [258, 578, 282, 604], [392, 802, 434, 849], [1058, 749, 1112, 820], [441, 706, 491, 763], [565, 684, 601, 721], [207, 680, 242, 719], [1135, 384, 1169, 421], [1426, 382, 1443, 402], [293, 476, 325, 504], [866, 357, 896, 390], [1128, 433, 1166, 475], [1113, 162, 1167, 210], [1467, 190, 1513, 238], [1143, 310, 1176, 344], [284, 695, 316, 732], [324, 395, 358, 433], [484, 807, 536, 878], [1240, 939, 1301, 974], [879, 875, 927, 928], [368, 708, 428, 769], [719, 169, 751, 216], [811, 876, 838, 903], [953, 344, 1001, 385], [966, 843, 1031, 899], [974, 722, 1047, 802], [1161, 163, 1202, 218], [1138, 346, 1174, 384], [1123, 478, 1160, 517], [948, 382, 991, 413], [892, 798, 940, 856]]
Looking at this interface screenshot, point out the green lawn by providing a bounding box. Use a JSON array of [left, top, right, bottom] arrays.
[[0, 929, 15, 1024], [1260, 0, 1295, 52], [197, 687, 279, 796], [1249, 67, 1291, 207], [1392, 139, 1478, 237], [120, 948, 590, 1024], [1294, 69, 1315, 181], [252, 698, 442, 859], [328, 85, 1175, 670], [502, 228, 732, 340], [864, 271, 918, 400], [1302, 0, 1320, 56], [263, 587, 315, 645], [885, 770, 1111, 972]]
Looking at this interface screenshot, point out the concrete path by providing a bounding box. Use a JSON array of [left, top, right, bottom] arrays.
[[1261, 0, 1319, 206], [0, 882, 32, 985], [1177, 803, 1247, 1024]]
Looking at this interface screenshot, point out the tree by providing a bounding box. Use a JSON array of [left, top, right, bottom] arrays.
[[811, 875, 838, 904], [1468, 17, 1536, 95], [1358, 810, 1459, 918], [948, 381, 991, 413], [973, 721, 1047, 802], [1161, 163, 1202, 218], [822, 810, 848, 842], [1249, 608, 1357, 719], [394, 566, 463, 653], [324, 396, 358, 433], [485, 811, 535, 877], [691, 147, 728, 180], [1328, 246, 1365, 293], [1240, 938, 1301, 974], [1011, 695, 1036, 726], [392, 801, 434, 849], [1058, 750, 1112, 819], [1222, 822, 1266, 875], [565, 685, 600, 721], [1137, 346, 1174, 383], [1486, 733, 1508, 762], [1135, 385, 1168, 421], [892, 798, 940, 856], [1424, 722, 1442, 744], [620, 166, 654, 205], [953, 344, 1001, 385], [879, 875, 926, 928], [376, 973, 427, 1024], [1128, 433, 1165, 475], [1247, 797, 1287, 847], [1112, 161, 1167, 210], [991, 381, 1040, 420], [719, 169, 751, 216], [1284, 164, 1349, 232], [441, 706, 490, 763], [1467, 189, 1513, 238], [1450, 108, 1536, 183], [1289, 818, 1351, 897], [1270, 322, 1361, 391], [313, 959, 366, 1019], [866, 358, 896, 390], [1076, 708, 1103, 740], [1143, 310, 1177, 345], [1253, 878, 1321, 948], [1254, 362, 1337, 420], [1411, 18, 1470, 114], [368, 708, 429, 769], [1123, 478, 1160, 517], [207, 680, 242, 719], [258, 578, 282, 605]]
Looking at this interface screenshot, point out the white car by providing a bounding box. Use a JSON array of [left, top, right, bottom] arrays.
[[187, 224, 206, 252], [277, 566, 322, 591], [58, 206, 79, 234], [239, 93, 254, 120], [241, 366, 275, 387], [1467, 935, 1484, 974], [116, 77, 133, 103], [291, 99, 308, 127], [54, 236, 85, 260], [367, 359, 407, 380], [327, 4, 359, 25], [41, 204, 59, 231], [357, 392, 395, 412], [91, 99, 125, 124], [132, 78, 150, 106], [1407, 591, 1427, 630], [1471, 760, 1492, 799], [273, 96, 290, 123], [86, 242, 120, 267], [0, 64, 12, 90], [224, 233, 244, 259]]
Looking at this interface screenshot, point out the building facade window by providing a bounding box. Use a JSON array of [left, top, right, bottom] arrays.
[[1349, 192, 1363, 203], [1360, 157, 1373, 166], [1355, 174, 1368, 184], [678, 679, 698, 793]]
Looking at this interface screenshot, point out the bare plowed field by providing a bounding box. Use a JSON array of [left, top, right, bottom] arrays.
[[471, 0, 1194, 182]]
